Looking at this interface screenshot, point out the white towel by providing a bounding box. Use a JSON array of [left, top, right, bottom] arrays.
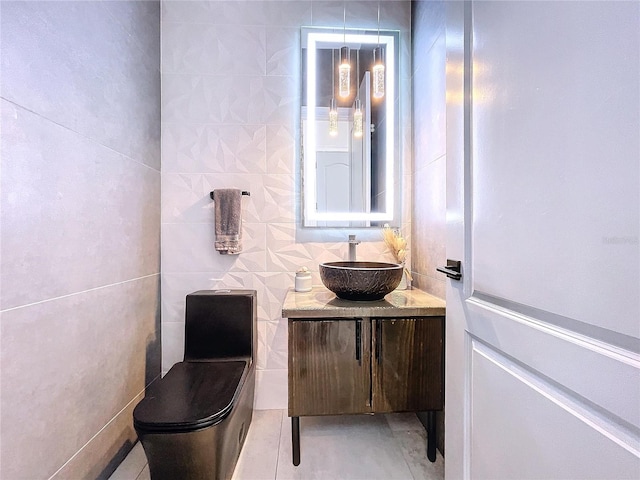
[[213, 188, 243, 255]]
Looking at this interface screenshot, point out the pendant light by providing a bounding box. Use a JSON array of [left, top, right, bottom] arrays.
[[373, 2, 385, 99], [329, 49, 339, 136], [353, 50, 363, 138], [339, 3, 351, 98]]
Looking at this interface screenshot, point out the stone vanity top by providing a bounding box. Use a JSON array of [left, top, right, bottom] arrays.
[[282, 286, 446, 319]]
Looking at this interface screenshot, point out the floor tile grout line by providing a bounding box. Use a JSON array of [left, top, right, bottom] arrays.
[[274, 409, 284, 480], [135, 463, 148, 480], [131, 443, 148, 480]]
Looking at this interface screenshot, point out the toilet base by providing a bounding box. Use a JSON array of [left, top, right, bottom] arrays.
[[137, 367, 255, 480]]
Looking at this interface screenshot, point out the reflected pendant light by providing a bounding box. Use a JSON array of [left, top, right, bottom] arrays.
[[339, 4, 351, 98], [373, 46, 385, 99], [373, 2, 385, 99], [353, 50, 363, 138], [329, 49, 339, 136]]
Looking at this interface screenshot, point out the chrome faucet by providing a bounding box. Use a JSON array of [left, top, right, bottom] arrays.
[[348, 234, 361, 262]]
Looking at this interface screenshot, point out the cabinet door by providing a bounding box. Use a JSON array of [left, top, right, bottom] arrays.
[[288, 319, 371, 416], [372, 317, 444, 412]]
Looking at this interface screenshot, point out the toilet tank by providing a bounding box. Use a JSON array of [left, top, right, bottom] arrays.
[[183, 290, 257, 363]]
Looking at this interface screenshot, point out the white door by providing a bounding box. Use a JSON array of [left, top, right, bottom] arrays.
[[316, 151, 350, 227], [444, 2, 640, 479]]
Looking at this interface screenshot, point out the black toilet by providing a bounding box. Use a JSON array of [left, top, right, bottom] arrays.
[[133, 290, 256, 480]]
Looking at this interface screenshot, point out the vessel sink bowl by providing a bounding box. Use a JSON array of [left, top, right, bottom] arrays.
[[319, 261, 404, 301]]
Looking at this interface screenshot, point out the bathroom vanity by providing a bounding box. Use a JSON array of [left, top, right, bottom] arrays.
[[282, 287, 446, 465]]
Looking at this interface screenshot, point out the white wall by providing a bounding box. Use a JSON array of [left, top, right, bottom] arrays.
[[161, 0, 411, 409], [0, 2, 161, 478], [411, 0, 447, 454]]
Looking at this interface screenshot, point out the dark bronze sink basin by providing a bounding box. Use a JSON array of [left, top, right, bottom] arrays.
[[319, 261, 403, 301]]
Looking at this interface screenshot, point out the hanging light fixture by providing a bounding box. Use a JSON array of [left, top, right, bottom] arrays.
[[339, 3, 350, 98], [329, 49, 339, 136], [353, 50, 363, 138], [373, 2, 385, 99]]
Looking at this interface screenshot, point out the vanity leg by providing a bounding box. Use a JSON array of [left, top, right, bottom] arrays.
[[291, 416, 300, 466], [427, 411, 436, 462]]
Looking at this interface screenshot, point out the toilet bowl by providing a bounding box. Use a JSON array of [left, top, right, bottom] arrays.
[[133, 290, 256, 480]]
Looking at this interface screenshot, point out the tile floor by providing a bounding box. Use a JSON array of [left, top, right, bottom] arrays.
[[109, 410, 444, 480]]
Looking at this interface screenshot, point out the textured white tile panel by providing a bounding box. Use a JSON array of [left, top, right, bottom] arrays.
[[163, 74, 296, 125], [162, 22, 265, 75], [161, 222, 267, 273], [254, 369, 288, 410], [261, 174, 297, 223], [161, 172, 295, 225], [266, 124, 296, 174], [263, 2, 312, 27], [266, 27, 299, 76], [161, 173, 263, 224], [312, 1, 410, 30], [161, 321, 185, 373], [162, 123, 267, 174], [162, 0, 267, 26], [162, 74, 264, 124], [257, 316, 288, 371], [256, 271, 295, 321], [380, 1, 411, 31], [311, 1, 346, 27], [263, 75, 297, 125], [165, 272, 270, 319]]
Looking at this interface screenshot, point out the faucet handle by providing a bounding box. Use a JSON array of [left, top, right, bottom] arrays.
[[348, 234, 361, 245]]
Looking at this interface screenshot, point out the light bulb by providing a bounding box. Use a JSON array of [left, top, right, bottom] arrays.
[[373, 46, 385, 99], [339, 46, 350, 98], [329, 98, 338, 136], [353, 98, 363, 138]]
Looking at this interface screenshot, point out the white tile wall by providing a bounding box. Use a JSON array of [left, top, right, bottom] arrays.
[[161, 0, 412, 407]]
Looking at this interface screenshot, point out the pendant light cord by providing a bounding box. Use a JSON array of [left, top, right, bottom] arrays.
[[332, 48, 335, 97], [356, 50, 360, 98], [377, 1, 380, 45], [343, 1, 347, 44]]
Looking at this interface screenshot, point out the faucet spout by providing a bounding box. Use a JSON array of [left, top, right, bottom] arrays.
[[348, 234, 361, 262]]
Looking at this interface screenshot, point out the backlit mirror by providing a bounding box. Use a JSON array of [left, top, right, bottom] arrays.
[[301, 27, 399, 228]]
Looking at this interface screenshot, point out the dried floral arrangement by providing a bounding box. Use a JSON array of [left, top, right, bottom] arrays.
[[382, 224, 413, 284]]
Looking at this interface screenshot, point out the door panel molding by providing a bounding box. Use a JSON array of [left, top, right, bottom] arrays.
[[472, 291, 640, 354], [468, 339, 640, 478], [465, 294, 640, 428]]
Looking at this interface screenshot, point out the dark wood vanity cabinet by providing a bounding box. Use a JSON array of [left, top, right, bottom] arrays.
[[288, 318, 371, 416], [373, 317, 444, 412], [288, 316, 444, 417], [283, 287, 446, 466]]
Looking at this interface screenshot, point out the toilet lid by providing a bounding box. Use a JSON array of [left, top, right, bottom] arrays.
[[133, 361, 247, 432]]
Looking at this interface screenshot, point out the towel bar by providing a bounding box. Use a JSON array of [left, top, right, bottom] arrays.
[[209, 191, 250, 200]]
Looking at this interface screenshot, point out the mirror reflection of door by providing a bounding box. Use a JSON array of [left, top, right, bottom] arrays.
[[317, 152, 350, 227], [349, 72, 372, 228], [315, 72, 372, 228]]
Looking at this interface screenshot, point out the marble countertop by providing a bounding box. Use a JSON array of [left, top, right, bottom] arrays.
[[282, 286, 446, 319]]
